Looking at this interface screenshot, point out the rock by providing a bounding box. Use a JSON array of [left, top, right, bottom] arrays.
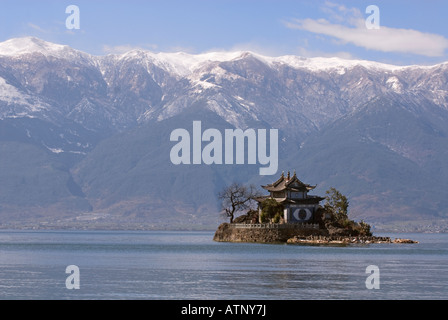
[[286, 235, 394, 245], [233, 210, 258, 224], [213, 214, 418, 245], [393, 238, 419, 244]]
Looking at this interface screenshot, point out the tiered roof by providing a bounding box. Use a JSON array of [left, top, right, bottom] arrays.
[[261, 170, 316, 192], [255, 170, 324, 204]]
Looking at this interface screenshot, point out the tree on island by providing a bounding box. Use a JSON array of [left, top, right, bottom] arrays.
[[218, 183, 262, 223], [259, 198, 283, 223], [324, 187, 349, 223], [324, 187, 372, 236]]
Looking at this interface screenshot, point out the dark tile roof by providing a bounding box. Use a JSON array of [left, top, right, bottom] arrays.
[[255, 196, 324, 204], [261, 170, 316, 192]]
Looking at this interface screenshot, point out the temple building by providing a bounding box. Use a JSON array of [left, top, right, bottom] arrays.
[[256, 171, 324, 223]]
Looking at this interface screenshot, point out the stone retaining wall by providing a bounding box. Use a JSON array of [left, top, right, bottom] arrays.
[[213, 223, 326, 243], [213, 223, 418, 244]]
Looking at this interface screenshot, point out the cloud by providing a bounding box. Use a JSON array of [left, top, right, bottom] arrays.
[[165, 45, 196, 54], [285, 2, 448, 57], [27, 23, 50, 34], [102, 43, 158, 54], [207, 41, 289, 58], [320, 1, 363, 25], [296, 46, 355, 60]]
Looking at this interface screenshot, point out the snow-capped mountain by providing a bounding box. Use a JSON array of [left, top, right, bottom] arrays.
[[1, 37, 448, 229], [3, 37, 447, 132], [0, 37, 89, 59]]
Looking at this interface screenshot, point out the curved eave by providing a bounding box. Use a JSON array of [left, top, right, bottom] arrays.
[[257, 196, 325, 204], [262, 186, 315, 192]]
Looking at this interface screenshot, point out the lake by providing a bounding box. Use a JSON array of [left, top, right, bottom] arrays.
[[0, 230, 447, 300]]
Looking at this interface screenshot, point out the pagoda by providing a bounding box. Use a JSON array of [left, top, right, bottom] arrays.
[[256, 170, 324, 223]]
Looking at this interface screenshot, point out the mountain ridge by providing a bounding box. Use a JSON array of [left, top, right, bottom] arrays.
[[2, 37, 444, 73], [1, 37, 448, 231]]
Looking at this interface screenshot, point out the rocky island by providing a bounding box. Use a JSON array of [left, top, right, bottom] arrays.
[[213, 172, 418, 245], [213, 211, 418, 244]]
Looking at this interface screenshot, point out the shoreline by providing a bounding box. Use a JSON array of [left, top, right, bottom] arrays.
[[286, 235, 418, 245], [213, 222, 419, 244]]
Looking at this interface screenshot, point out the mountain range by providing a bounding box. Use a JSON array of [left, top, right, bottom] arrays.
[[1, 37, 448, 231]]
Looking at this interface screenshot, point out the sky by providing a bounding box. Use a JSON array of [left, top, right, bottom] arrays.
[[0, 0, 447, 66]]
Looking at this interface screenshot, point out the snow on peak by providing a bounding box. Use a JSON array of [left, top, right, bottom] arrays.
[[0, 37, 443, 75], [0, 37, 89, 61], [118, 48, 410, 76], [386, 76, 403, 93], [264, 55, 405, 72], [0, 37, 64, 55], [119, 50, 255, 76]]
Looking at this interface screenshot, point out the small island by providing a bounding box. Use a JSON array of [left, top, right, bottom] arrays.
[[214, 171, 418, 245]]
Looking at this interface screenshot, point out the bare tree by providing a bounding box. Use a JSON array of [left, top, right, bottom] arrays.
[[218, 183, 262, 223]]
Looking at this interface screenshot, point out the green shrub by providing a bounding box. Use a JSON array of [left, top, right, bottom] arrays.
[[261, 198, 283, 223], [259, 211, 269, 223], [359, 220, 372, 236], [272, 212, 282, 223]]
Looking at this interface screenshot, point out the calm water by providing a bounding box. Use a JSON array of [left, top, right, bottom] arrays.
[[0, 230, 446, 300]]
